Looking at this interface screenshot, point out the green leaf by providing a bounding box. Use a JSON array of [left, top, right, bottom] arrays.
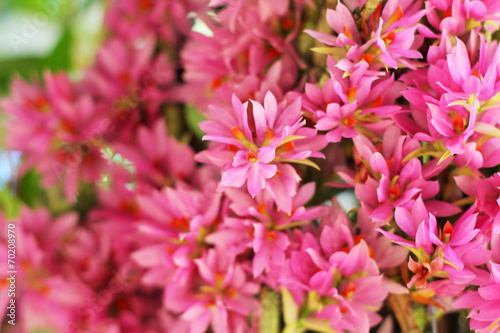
[[438, 150, 452, 164], [281, 287, 299, 325], [475, 122, 500, 138], [301, 318, 337, 333], [0, 186, 21, 219], [185, 105, 207, 139], [17, 168, 44, 208], [274, 157, 321, 170], [310, 47, 347, 60], [45, 29, 73, 71], [1, 0, 44, 13], [0, 57, 45, 95], [259, 288, 281, 333]]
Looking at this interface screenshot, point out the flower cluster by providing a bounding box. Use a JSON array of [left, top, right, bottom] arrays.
[[2, 0, 500, 332]]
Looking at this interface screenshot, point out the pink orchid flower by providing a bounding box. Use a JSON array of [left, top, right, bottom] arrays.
[[199, 92, 325, 201], [181, 249, 260, 333], [453, 262, 500, 332], [220, 146, 277, 197], [429, 205, 480, 270]]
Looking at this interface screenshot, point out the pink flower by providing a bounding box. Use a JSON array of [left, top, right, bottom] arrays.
[[316, 102, 359, 142], [426, 0, 500, 36], [377, 196, 435, 252], [352, 130, 439, 223], [207, 183, 326, 281], [131, 185, 222, 287], [453, 262, 500, 332], [429, 206, 480, 270], [407, 256, 444, 289], [181, 3, 301, 110], [180, 249, 260, 333], [105, 0, 206, 44], [84, 36, 174, 121], [199, 92, 326, 201], [428, 96, 477, 155], [1, 73, 107, 199], [220, 147, 277, 197], [306, 1, 425, 69], [282, 236, 388, 332], [441, 38, 500, 101], [113, 119, 196, 187], [252, 223, 289, 277]]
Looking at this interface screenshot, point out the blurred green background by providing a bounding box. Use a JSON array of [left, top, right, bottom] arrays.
[[0, 0, 105, 217]]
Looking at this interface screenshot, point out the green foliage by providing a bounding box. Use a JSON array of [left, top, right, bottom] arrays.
[[0, 186, 21, 219], [46, 29, 73, 71], [259, 288, 281, 333], [17, 169, 44, 208], [185, 105, 207, 140]]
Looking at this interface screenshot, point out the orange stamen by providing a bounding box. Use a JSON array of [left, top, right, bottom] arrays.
[[140, 0, 153, 10], [388, 7, 404, 26], [370, 95, 383, 108], [442, 221, 454, 243], [257, 202, 266, 214], [452, 113, 465, 135], [211, 77, 225, 90], [268, 48, 281, 59], [246, 151, 258, 162], [342, 117, 356, 127], [171, 217, 189, 230], [228, 144, 239, 152], [373, 3, 383, 23], [34, 96, 48, 109], [442, 8, 452, 19], [388, 184, 400, 200], [384, 31, 396, 44], [265, 127, 275, 141], [353, 235, 366, 244], [266, 231, 277, 241], [347, 86, 357, 103], [342, 282, 357, 298], [227, 287, 237, 297], [361, 53, 375, 65], [386, 157, 394, 172], [343, 26, 353, 40], [119, 72, 131, 84], [230, 126, 246, 141], [243, 49, 250, 63], [282, 17, 294, 30], [283, 141, 295, 151]]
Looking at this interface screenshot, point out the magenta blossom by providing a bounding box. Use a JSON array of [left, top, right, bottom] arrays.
[[220, 146, 277, 197], [429, 206, 480, 270], [180, 249, 260, 333], [453, 262, 500, 332], [198, 92, 326, 204]]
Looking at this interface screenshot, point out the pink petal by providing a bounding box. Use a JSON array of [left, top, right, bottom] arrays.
[[442, 244, 464, 270], [251, 100, 267, 145], [264, 91, 277, 128], [415, 222, 433, 255], [316, 116, 339, 131], [221, 164, 251, 189], [395, 206, 417, 238], [447, 38, 471, 85], [338, 241, 369, 277], [253, 245, 269, 277], [478, 285, 500, 301], [258, 146, 276, 164], [451, 214, 479, 246], [370, 152, 389, 176]]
